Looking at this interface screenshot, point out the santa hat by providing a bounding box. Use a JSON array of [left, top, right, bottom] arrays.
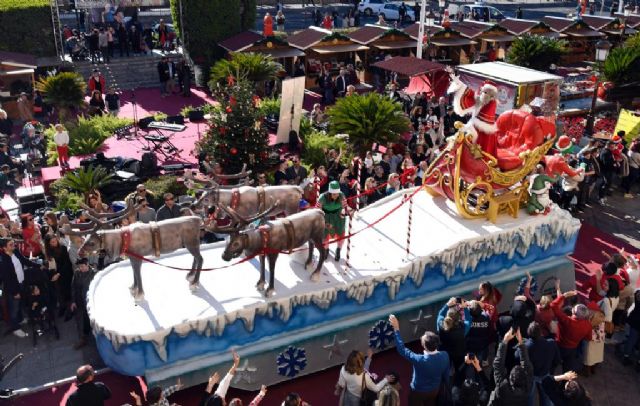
[[481, 80, 498, 94], [555, 135, 573, 153], [611, 134, 622, 143]]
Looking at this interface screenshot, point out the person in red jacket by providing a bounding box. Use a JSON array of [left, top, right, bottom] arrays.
[[87, 69, 106, 94], [551, 281, 592, 373]]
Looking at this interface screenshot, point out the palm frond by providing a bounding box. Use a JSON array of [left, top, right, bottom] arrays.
[[209, 52, 282, 90]]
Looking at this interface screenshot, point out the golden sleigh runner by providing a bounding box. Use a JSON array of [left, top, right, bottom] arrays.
[[423, 122, 555, 223]]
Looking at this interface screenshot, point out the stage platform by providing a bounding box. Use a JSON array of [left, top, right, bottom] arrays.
[[88, 189, 581, 389]]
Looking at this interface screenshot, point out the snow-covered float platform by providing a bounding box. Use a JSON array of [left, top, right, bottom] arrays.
[[88, 189, 581, 389]]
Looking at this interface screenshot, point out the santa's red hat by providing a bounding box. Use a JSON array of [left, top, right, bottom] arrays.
[[555, 135, 573, 153], [611, 134, 622, 143], [481, 80, 498, 94]]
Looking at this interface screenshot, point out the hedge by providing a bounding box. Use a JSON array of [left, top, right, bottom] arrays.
[[0, 0, 56, 57], [169, 0, 256, 85]]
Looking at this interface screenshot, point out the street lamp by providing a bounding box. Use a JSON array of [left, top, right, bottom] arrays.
[[585, 39, 612, 136], [438, 0, 446, 23], [621, 5, 633, 37]]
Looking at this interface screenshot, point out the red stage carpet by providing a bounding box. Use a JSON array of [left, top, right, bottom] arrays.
[[10, 221, 638, 405]]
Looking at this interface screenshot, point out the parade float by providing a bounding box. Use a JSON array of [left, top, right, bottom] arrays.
[[83, 71, 581, 390]]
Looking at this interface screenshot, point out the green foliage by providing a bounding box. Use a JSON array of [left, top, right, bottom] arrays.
[[153, 112, 168, 121], [209, 52, 282, 91], [506, 34, 568, 71], [180, 105, 196, 117], [601, 46, 640, 85], [198, 81, 274, 175], [35, 72, 86, 119], [201, 103, 222, 116], [258, 97, 281, 117], [49, 187, 84, 212], [326, 93, 410, 154], [44, 115, 133, 165], [623, 32, 640, 50], [54, 166, 114, 198], [0, 0, 55, 56], [143, 176, 187, 204], [170, 0, 256, 85], [299, 116, 313, 141], [301, 130, 348, 169]]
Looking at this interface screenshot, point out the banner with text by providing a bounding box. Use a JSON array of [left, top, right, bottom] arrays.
[[459, 73, 517, 116], [75, 0, 169, 8]]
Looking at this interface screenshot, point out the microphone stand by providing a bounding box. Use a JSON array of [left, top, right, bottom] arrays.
[[131, 89, 139, 139]]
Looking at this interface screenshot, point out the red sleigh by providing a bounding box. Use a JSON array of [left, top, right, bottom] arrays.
[[423, 109, 556, 223]]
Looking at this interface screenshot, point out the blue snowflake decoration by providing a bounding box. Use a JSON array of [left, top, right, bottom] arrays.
[[276, 346, 307, 377], [368, 320, 395, 349], [516, 276, 538, 297]]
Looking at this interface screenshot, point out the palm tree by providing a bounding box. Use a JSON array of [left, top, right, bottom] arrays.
[[326, 93, 411, 155], [602, 46, 640, 85], [209, 52, 282, 93], [56, 166, 114, 200], [35, 72, 86, 122], [506, 34, 568, 71]]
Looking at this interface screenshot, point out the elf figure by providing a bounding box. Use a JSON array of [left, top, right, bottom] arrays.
[[316, 181, 350, 261], [543, 135, 584, 178]]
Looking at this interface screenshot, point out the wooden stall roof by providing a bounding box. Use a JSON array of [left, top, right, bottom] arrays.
[[373, 56, 445, 77], [374, 40, 418, 49], [498, 18, 553, 35], [310, 43, 370, 54], [287, 26, 332, 50], [614, 13, 640, 28], [248, 37, 305, 58], [543, 16, 603, 37], [218, 31, 264, 52], [403, 23, 443, 40], [450, 21, 511, 40], [348, 25, 389, 44], [349, 25, 415, 48], [0, 51, 37, 69], [580, 15, 616, 30]]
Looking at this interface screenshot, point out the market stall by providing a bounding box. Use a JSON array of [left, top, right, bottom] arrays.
[[581, 15, 637, 44], [372, 56, 448, 97], [542, 16, 604, 65], [498, 18, 563, 39], [349, 25, 418, 84], [404, 25, 476, 65], [455, 61, 563, 115], [218, 31, 305, 76], [288, 27, 369, 89], [0, 51, 36, 120], [450, 21, 514, 61]]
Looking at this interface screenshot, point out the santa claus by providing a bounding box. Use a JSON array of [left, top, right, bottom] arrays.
[[448, 75, 499, 157]]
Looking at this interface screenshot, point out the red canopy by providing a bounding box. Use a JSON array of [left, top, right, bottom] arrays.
[[403, 71, 450, 97]]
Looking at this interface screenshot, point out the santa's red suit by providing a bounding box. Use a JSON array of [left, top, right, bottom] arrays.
[[543, 154, 581, 178], [450, 79, 499, 157]]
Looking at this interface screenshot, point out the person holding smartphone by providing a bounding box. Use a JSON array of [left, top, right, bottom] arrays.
[[437, 297, 472, 377]]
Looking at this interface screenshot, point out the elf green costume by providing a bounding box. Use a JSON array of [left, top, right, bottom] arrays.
[[316, 181, 347, 260]]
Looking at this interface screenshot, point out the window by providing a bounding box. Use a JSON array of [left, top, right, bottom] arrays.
[[490, 8, 503, 20]]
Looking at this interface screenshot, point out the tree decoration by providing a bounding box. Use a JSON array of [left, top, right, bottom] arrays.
[[197, 81, 275, 175], [276, 346, 307, 377]]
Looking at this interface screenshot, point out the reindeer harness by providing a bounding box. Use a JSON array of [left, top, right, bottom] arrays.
[[229, 186, 267, 212], [258, 218, 296, 254], [118, 223, 162, 258]]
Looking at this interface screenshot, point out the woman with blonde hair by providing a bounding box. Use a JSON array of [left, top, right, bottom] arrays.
[[335, 350, 391, 406], [437, 297, 472, 374]]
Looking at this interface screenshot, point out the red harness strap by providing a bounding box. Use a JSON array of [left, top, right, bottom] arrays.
[[230, 188, 241, 210], [120, 228, 132, 257], [259, 225, 271, 254]]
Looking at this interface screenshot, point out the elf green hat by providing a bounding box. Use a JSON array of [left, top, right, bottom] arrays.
[[328, 181, 341, 194]]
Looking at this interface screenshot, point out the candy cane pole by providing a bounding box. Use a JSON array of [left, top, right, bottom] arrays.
[[406, 194, 413, 257], [343, 210, 352, 273], [355, 158, 362, 210], [315, 176, 321, 204]]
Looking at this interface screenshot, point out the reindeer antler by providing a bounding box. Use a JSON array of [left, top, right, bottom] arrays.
[[211, 164, 253, 181], [219, 199, 280, 226], [60, 222, 98, 236], [82, 199, 140, 228]]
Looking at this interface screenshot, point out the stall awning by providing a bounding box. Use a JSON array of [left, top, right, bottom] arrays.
[[566, 30, 604, 37], [482, 35, 516, 43], [373, 56, 446, 77], [431, 38, 476, 47], [373, 40, 418, 50], [0, 68, 35, 76], [257, 48, 305, 58], [310, 44, 369, 54], [603, 27, 638, 35]]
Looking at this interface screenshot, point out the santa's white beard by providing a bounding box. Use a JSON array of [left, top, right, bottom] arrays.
[[474, 92, 493, 109]]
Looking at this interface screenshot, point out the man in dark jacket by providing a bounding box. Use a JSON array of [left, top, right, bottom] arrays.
[[489, 327, 533, 406], [516, 321, 561, 406], [598, 141, 617, 203], [70, 258, 95, 349], [465, 300, 492, 362], [285, 157, 308, 185], [157, 56, 170, 96], [0, 238, 41, 337], [156, 193, 182, 221], [66, 364, 111, 406]]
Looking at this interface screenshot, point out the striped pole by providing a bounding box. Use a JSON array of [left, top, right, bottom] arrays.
[[344, 158, 361, 272], [315, 176, 321, 204], [343, 211, 352, 273], [354, 158, 362, 210], [406, 194, 414, 257]]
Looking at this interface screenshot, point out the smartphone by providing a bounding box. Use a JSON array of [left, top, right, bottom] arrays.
[[468, 353, 476, 360], [456, 297, 462, 304]]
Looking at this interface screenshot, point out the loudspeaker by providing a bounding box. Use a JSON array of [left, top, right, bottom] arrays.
[[167, 115, 185, 125], [188, 110, 205, 121], [16, 186, 46, 214], [141, 152, 158, 175], [138, 117, 155, 129]]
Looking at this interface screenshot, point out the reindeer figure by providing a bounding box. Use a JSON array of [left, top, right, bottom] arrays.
[[219, 205, 327, 297], [62, 201, 204, 302]]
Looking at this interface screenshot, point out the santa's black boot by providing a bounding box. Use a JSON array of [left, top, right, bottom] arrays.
[[335, 247, 341, 261]]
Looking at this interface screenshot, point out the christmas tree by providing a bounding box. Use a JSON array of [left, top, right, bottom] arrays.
[[199, 80, 274, 175]]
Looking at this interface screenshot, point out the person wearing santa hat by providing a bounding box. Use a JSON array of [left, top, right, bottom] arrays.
[[542, 135, 584, 178], [448, 73, 499, 156]]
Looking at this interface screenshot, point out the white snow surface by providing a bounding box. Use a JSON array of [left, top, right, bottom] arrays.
[[88, 189, 580, 360]]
